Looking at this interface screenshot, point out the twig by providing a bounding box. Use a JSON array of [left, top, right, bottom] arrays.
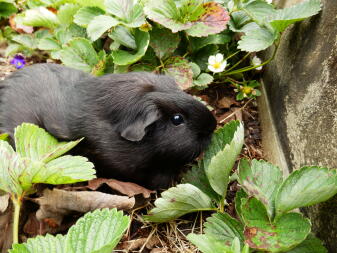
[[220, 98, 254, 123]]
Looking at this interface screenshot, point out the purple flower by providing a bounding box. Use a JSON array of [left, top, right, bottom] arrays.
[[10, 55, 26, 69]]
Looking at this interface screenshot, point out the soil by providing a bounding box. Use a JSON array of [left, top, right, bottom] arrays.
[[0, 57, 264, 252]]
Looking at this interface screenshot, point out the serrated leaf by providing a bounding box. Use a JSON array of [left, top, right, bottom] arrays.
[[112, 29, 149, 65], [75, 0, 105, 10], [145, 0, 229, 36], [105, 0, 145, 27], [269, 0, 322, 33], [185, 2, 230, 37], [19, 7, 60, 28], [190, 33, 231, 52], [5, 43, 25, 57], [73, 6, 105, 27], [204, 213, 244, 245], [203, 120, 244, 197], [59, 37, 98, 72], [238, 159, 283, 218], [0, 2, 17, 18], [0, 141, 24, 195], [14, 123, 82, 163], [187, 233, 233, 253], [144, 183, 213, 223], [234, 188, 248, 222], [183, 163, 221, 201], [238, 27, 277, 52], [87, 15, 119, 41], [287, 234, 327, 253], [57, 3, 80, 25], [164, 56, 193, 90], [149, 26, 180, 59], [109, 26, 136, 49], [193, 73, 213, 88], [189, 62, 201, 77], [275, 166, 337, 216], [19, 155, 95, 187], [11, 34, 37, 49], [241, 0, 276, 24], [242, 198, 311, 252], [9, 208, 129, 253], [38, 37, 62, 50], [65, 208, 129, 252]]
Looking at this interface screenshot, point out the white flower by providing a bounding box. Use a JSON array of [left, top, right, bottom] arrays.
[[208, 53, 227, 73], [266, 0, 273, 4], [252, 56, 263, 71]]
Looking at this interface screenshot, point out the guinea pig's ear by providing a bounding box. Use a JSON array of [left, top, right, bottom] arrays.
[[120, 109, 161, 142]]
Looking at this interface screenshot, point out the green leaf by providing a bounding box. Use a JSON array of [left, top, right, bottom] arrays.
[[242, 198, 311, 252], [193, 73, 213, 88], [144, 183, 213, 223], [240, 0, 276, 24], [38, 37, 62, 50], [185, 2, 230, 37], [145, 0, 229, 36], [5, 43, 25, 57], [87, 15, 119, 41], [0, 141, 24, 195], [57, 3, 81, 25], [204, 213, 244, 245], [75, 0, 105, 9], [238, 159, 283, 218], [109, 26, 136, 49], [10, 208, 130, 253], [234, 189, 248, 222], [183, 163, 221, 201], [269, 0, 322, 33], [73, 6, 105, 27], [193, 44, 218, 71], [238, 27, 277, 52], [65, 208, 129, 252], [19, 155, 95, 187], [287, 234, 327, 253], [11, 35, 37, 49], [163, 56, 193, 90], [0, 133, 8, 141], [105, 0, 145, 27], [149, 26, 180, 59], [189, 33, 231, 52], [189, 62, 201, 78], [275, 166, 337, 216], [59, 37, 99, 72], [19, 7, 60, 28], [187, 233, 233, 253], [112, 29, 149, 65], [0, 2, 17, 18], [203, 120, 244, 197], [14, 123, 82, 163]]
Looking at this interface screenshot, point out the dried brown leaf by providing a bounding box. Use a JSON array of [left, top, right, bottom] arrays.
[[87, 178, 154, 198], [217, 96, 238, 109], [35, 188, 136, 224]]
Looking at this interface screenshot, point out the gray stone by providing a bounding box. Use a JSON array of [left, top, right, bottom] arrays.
[[259, 0, 337, 251]]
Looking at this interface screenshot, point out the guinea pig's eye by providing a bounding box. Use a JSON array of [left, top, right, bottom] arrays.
[[171, 114, 184, 126]]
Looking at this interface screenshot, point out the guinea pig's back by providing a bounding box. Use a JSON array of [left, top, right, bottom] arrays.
[[0, 63, 88, 139]]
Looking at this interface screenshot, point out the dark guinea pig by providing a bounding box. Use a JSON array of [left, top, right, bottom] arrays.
[[0, 63, 217, 189]]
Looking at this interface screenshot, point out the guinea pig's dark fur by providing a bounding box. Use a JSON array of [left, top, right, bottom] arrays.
[[0, 63, 216, 189]]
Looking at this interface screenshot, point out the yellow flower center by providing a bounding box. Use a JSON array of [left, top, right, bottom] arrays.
[[242, 86, 253, 94], [212, 62, 221, 69]]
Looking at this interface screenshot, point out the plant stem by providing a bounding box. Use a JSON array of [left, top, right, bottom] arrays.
[[219, 198, 225, 213], [224, 43, 279, 76], [226, 52, 250, 72], [12, 195, 22, 244]]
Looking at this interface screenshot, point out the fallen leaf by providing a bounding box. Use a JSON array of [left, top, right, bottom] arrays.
[[87, 178, 154, 198], [0, 202, 13, 253], [0, 194, 10, 213], [35, 188, 137, 225], [217, 96, 238, 109]]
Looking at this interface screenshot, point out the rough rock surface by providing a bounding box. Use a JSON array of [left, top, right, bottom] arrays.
[[262, 0, 337, 251]]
